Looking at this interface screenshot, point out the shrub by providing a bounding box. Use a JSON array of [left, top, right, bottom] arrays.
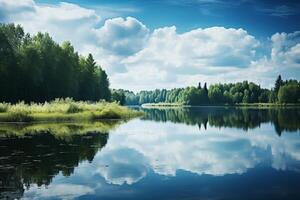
[[67, 103, 83, 114], [0, 98, 142, 122], [0, 103, 9, 113]]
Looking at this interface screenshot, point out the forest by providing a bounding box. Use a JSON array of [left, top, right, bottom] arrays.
[[0, 23, 110, 103], [115, 76, 300, 105]]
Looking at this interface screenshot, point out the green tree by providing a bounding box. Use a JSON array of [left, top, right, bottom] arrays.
[[274, 75, 284, 96], [0, 29, 18, 102], [242, 89, 250, 103], [98, 68, 111, 101], [0, 23, 111, 103], [208, 86, 223, 104], [278, 83, 300, 103], [111, 89, 126, 105]]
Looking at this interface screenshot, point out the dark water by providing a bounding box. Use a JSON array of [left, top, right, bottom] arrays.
[[1, 107, 300, 200]]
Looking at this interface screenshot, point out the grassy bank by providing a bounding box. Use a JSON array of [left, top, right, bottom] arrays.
[[0, 121, 122, 138], [141, 102, 300, 108], [0, 99, 143, 122]]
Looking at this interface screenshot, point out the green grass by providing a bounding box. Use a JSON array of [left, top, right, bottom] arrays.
[[0, 121, 122, 139], [0, 98, 143, 122]]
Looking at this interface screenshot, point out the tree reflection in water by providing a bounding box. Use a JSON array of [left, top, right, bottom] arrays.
[[1, 108, 300, 199], [142, 107, 300, 135], [0, 122, 112, 199]]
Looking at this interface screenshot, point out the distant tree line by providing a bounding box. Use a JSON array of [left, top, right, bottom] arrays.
[[118, 75, 300, 105], [0, 23, 110, 103]]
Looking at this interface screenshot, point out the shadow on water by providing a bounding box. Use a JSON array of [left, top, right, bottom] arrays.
[[141, 107, 300, 135], [0, 121, 118, 199]]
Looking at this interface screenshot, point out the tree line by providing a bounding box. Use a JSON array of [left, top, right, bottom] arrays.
[[114, 75, 300, 105], [0, 23, 110, 103]]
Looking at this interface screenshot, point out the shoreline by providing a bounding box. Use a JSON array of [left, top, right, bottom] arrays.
[[141, 103, 300, 108], [0, 100, 143, 123]]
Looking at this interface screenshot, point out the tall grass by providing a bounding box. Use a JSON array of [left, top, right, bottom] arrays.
[[0, 121, 122, 139], [0, 98, 143, 122], [0, 103, 9, 113]]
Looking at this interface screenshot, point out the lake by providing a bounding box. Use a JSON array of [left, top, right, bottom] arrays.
[[1, 107, 300, 200]]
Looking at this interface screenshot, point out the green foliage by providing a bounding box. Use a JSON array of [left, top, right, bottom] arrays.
[[0, 103, 9, 113], [122, 78, 300, 105], [0, 99, 143, 122], [182, 87, 209, 105], [208, 86, 223, 104], [111, 89, 126, 105], [67, 103, 83, 114], [278, 83, 300, 103], [0, 23, 110, 103], [274, 75, 284, 95]]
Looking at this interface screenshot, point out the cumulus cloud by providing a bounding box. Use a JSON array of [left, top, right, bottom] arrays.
[[112, 28, 300, 90], [94, 17, 149, 56], [0, 0, 34, 22], [0, 0, 299, 91], [112, 26, 260, 90], [126, 26, 259, 68], [271, 31, 300, 67]]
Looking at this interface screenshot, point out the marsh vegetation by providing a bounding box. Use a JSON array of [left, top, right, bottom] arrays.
[[0, 99, 142, 122]]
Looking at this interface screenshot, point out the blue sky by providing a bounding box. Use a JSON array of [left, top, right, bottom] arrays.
[[1, 0, 300, 91], [35, 0, 300, 37]]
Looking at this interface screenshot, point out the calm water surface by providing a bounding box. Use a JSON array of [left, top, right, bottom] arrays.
[[1, 107, 300, 200]]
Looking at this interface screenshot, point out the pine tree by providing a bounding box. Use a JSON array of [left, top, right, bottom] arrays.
[[203, 82, 208, 94], [86, 53, 96, 74], [198, 82, 201, 89], [274, 75, 283, 94]]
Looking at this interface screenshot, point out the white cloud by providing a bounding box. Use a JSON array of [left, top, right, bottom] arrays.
[[0, 0, 299, 91], [37, 2, 98, 21], [94, 17, 149, 56], [271, 31, 300, 67], [112, 26, 261, 90], [0, 0, 100, 50], [126, 26, 259, 68]]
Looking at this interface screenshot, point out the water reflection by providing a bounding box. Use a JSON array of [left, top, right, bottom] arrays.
[[0, 122, 113, 199], [142, 107, 300, 135], [1, 108, 300, 199], [106, 120, 300, 177]]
